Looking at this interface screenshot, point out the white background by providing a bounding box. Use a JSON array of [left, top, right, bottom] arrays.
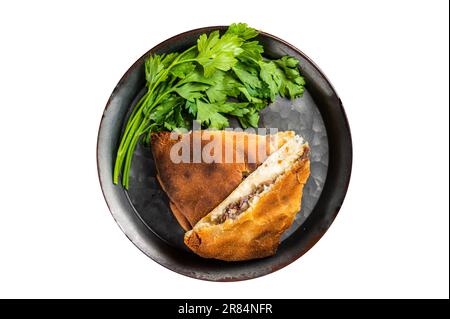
[[0, 0, 448, 299]]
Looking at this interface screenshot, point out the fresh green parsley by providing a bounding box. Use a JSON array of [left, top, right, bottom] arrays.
[[114, 23, 306, 188]]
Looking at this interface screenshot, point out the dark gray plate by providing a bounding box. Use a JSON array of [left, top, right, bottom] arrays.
[[97, 26, 352, 281]]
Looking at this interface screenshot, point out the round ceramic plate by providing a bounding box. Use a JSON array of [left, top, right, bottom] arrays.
[[97, 26, 352, 281]]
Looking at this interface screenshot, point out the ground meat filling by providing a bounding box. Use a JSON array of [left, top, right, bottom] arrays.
[[216, 180, 273, 224], [214, 147, 310, 225]]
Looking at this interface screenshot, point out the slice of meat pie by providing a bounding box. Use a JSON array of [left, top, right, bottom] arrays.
[[184, 135, 310, 261], [151, 130, 294, 230]]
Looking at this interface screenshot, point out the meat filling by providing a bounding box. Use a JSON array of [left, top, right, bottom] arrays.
[[214, 149, 309, 225], [216, 180, 273, 224]]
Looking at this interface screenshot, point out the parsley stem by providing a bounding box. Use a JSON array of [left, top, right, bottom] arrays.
[[113, 114, 143, 184], [119, 93, 148, 148], [170, 58, 197, 67], [122, 119, 148, 188], [177, 45, 196, 59], [113, 93, 149, 184]]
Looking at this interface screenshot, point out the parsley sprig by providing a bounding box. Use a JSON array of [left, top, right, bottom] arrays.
[[114, 23, 305, 188]]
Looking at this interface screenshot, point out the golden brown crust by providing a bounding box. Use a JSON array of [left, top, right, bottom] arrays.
[[151, 130, 293, 230], [184, 146, 310, 261]]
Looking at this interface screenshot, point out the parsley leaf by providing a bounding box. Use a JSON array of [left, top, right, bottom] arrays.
[[205, 72, 241, 103], [274, 56, 306, 98], [219, 102, 250, 117], [170, 49, 197, 79], [163, 105, 189, 131], [238, 86, 264, 103], [237, 41, 264, 64], [185, 100, 197, 116], [174, 82, 210, 102], [170, 62, 196, 79], [161, 52, 180, 67], [232, 62, 262, 89], [238, 107, 260, 128], [259, 60, 281, 101], [180, 67, 220, 85], [149, 94, 184, 126], [196, 100, 230, 129], [225, 23, 259, 40], [196, 31, 244, 77], [144, 55, 167, 89]]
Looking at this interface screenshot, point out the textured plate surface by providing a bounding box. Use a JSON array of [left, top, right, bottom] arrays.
[[97, 26, 352, 281]]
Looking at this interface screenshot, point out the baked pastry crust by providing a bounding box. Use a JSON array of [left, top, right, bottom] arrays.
[[151, 130, 294, 230], [184, 146, 310, 261]]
